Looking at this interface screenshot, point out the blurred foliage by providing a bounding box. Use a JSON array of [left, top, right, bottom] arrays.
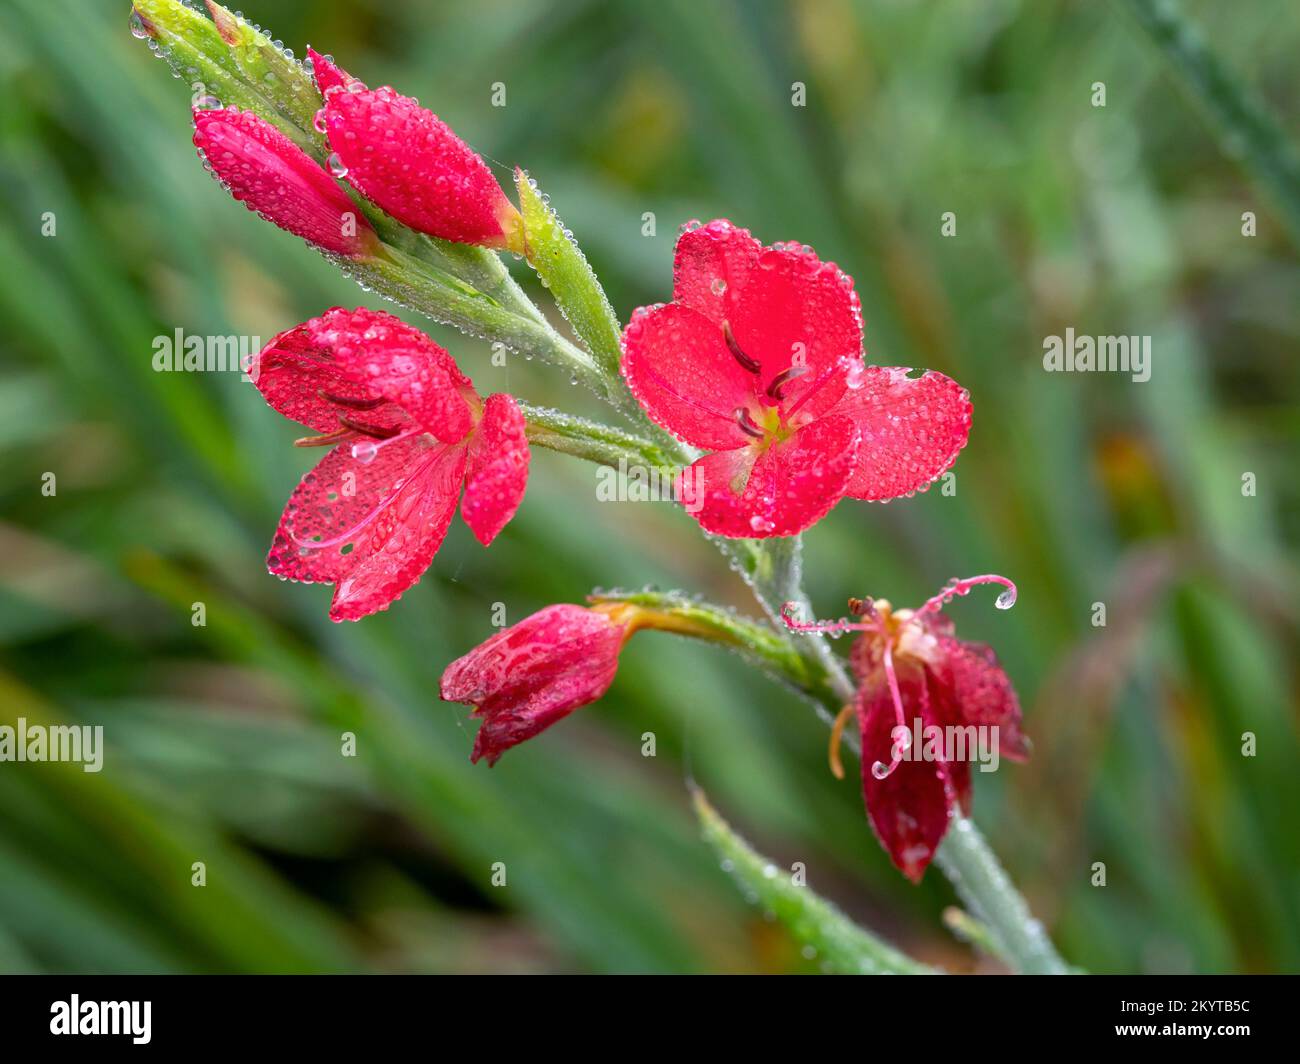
[[0, 0, 1297, 973]]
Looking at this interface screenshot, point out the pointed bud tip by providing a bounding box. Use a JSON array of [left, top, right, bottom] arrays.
[[203, 1, 241, 45]]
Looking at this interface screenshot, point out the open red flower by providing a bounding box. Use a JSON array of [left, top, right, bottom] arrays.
[[192, 107, 378, 258], [307, 49, 523, 252], [783, 575, 1028, 882], [621, 220, 971, 537], [252, 307, 529, 621], [441, 603, 633, 765]]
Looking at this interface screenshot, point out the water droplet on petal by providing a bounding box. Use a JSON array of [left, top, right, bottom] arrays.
[[327, 151, 348, 177], [313, 108, 328, 134], [350, 440, 377, 464]]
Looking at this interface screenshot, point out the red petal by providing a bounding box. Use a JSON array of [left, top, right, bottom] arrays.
[[621, 303, 757, 450], [305, 307, 475, 443], [728, 244, 861, 417], [858, 657, 962, 883], [672, 219, 763, 325], [252, 317, 409, 435], [322, 86, 516, 247], [461, 393, 530, 546], [192, 108, 376, 258], [684, 414, 859, 537], [266, 434, 467, 622], [440, 604, 626, 765], [833, 367, 972, 501], [306, 47, 360, 97], [930, 632, 1029, 762]]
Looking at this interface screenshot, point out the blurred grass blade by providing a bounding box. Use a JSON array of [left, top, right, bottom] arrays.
[[1121, 0, 1300, 247], [692, 788, 938, 974]]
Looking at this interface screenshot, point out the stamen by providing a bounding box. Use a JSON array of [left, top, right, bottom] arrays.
[[337, 415, 402, 439], [722, 320, 761, 374], [766, 364, 809, 402], [828, 703, 854, 780], [780, 600, 877, 636], [870, 640, 909, 781], [294, 428, 352, 448], [913, 574, 1018, 619], [319, 388, 385, 411], [734, 407, 766, 439], [781, 359, 846, 419]]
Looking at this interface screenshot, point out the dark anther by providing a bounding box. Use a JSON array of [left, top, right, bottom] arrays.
[[293, 428, 352, 448], [847, 596, 876, 618], [767, 364, 809, 401], [734, 407, 766, 439], [722, 320, 761, 374], [337, 415, 401, 439], [319, 388, 385, 410]]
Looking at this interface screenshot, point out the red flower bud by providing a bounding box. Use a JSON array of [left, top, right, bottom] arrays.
[[441, 604, 630, 765], [192, 107, 378, 258], [313, 57, 523, 251]]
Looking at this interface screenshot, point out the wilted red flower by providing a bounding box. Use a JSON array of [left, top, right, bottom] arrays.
[[441, 603, 632, 765], [308, 50, 524, 252], [783, 575, 1028, 882], [253, 307, 529, 621], [192, 107, 378, 258], [621, 219, 971, 537]]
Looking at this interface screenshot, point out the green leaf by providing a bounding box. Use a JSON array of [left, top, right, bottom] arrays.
[[515, 168, 625, 382], [692, 788, 939, 974]]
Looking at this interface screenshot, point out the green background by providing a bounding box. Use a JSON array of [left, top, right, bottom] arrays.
[[0, 0, 1296, 973]]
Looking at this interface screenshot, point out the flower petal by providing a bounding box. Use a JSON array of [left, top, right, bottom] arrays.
[[192, 108, 377, 258], [858, 657, 962, 883], [621, 303, 757, 450], [322, 85, 517, 247], [461, 393, 530, 546], [306, 47, 360, 97], [305, 307, 475, 443], [728, 244, 861, 417], [440, 604, 626, 766], [833, 367, 972, 500], [266, 433, 467, 622], [252, 317, 409, 435], [930, 633, 1029, 762], [672, 219, 762, 325], [685, 414, 859, 537]]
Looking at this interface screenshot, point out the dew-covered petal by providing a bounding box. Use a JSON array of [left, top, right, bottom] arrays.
[[322, 84, 518, 247], [728, 244, 861, 417], [252, 316, 409, 435], [833, 366, 972, 501], [858, 656, 963, 883], [672, 219, 763, 325], [461, 393, 530, 546], [621, 303, 758, 450], [684, 414, 859, 537], [929, 633, 1029, 762], [192, 107, 377, 258], [306, 47, 360, 97], [266, 433, 467, 622], [305, 307, 475, 444], [440, 604, 628, 765]]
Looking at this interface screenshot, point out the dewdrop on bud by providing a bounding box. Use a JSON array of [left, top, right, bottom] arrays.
[[995, 588, 1017, 610]]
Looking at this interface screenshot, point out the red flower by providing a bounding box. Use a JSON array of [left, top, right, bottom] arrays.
[[783, 575, 1028, 882], [621, 220, 972, 537], [252, 307, 529, 621], [192, 107, 378, 258], [441, 604, 632, 765], [308, 51, 523, 251]]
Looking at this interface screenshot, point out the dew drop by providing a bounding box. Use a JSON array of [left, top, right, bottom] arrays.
[[313, 108, 328, 134], [327, 152, 348, 177], [995, 589, 1017, 610], [193, 95, 223, 111], [871, 760, 892, 780], [350, 440, 377, 464]]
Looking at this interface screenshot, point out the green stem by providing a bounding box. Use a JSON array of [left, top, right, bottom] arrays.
[[1120, 0, 1300, 249]]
